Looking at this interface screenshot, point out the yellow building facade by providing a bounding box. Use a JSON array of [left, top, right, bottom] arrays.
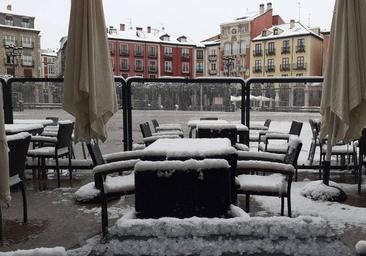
[[249, 21, 323, 109]]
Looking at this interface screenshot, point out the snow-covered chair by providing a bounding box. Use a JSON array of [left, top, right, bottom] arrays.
[[236, 138, 302, 217], [249, 119, 271, 142], [1, 132, 31, 240], [83, 140, 141, 236], [151, 119, 183, 133], [258, 121, 303, 153], [140, 122, 182, 146]]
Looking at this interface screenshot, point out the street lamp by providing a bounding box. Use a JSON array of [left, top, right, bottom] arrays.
[[5, 44, 23, 77], [223, 56, 235, 77]]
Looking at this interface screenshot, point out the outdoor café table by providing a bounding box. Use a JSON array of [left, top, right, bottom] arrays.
[[197, 123, 249, 145], [187, 119, 228, 138], [13, 119, 54, 126], [136, 138, 238, 218], [5, 124, 44, 135]]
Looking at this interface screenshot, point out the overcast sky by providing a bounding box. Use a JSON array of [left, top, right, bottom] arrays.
[[2, 0, 335, 50]]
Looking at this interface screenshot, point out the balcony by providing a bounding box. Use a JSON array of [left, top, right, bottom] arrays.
[[21, 41, 34, 48], [134, 51, 143, 57], [281, 46, 290, 54], [253, 50, 262, 57], [266, 48, 276, 56], [22, 60, 34, 67], [296, 45, 305, 53], [280, 64, 291, 71], [181, 53, 190, 61], [164, 53, 173, 60], [252, 66, 262, 73], [293, 63, 307, 70], [148, 53, 157, 59], [196, 68, 204, 74], [265, 65, 275, 72], [208, 55, 217, 62], [3, 58, 17, 66], [209, 69, 217, 75], [3, 39, 17, 46], [148, 67, 157, 73], [120, 50, 129, 56], [120, 65, 129, 71]]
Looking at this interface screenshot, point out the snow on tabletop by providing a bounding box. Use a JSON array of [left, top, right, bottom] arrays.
[[58, 120, 73, 124], [300, 180, 343, 201], [356, 240, 366, 254], [4, 124, 43, 133], [143, 138, 236, 158], [187, 119, 228, 127], [197, 123, 237, 130], [237, 160, 295, 174], [0, 247, 66, 256], [237, 151, 285, 162], [135, 159, 229, 173], [6, 132, 31, 141], [93, 159, 139, 174], [13, 119, 53, 125], [237, 174, 286, 194]]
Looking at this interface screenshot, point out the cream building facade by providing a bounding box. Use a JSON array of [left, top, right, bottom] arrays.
[[250, 20, 323, 109]]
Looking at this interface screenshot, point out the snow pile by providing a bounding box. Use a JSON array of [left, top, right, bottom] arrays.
[[355, 240, 366, 255], [300, 180, 343, 201], [0, 247, 66, 256], [73, 209, 351, 256], [74, 182, 100, 202]]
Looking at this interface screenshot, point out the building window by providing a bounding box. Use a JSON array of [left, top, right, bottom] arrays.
[[148, 46, 157, 58], [109, 42, 115, 55], [48, 64, 55, 76], [240, 41, 246, 54], [135, 45, 143, 57], [5, 16, 13, 26], [224, 43, 232, 56], [254, 43, 262, 56], [232, 42, 240, 55], [120, 58, 129, 70], [281, 57, 290, 71], [196, 62, 204, 73], [297, 56, 304, 66], [210, 48, 217, 56], [135, 59, 143, 71], [282, 40, 290, 54], [164, 61, 172, 73], [296, 38, 305, 52], [254, 60, 262, 72], [164, 47, 172, 58], [21, 18, 30, 28], [21, 36, 33, 48], [22, 55, 33, 66], [267, 42, 275, 55], [182, 48, 189, 60], [149, 74, 157, 78], [273, 28, 279, 35], [210, 62, 217, 71], [5, 35, 16, 46], [267, 59, 275, 72], [196, 50, 204, 59], [182, 62, 189, 73], [120, 44, 129, 56], [148, 60, 157, 72]]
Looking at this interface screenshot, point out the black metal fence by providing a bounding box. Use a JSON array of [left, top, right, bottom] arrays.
[[1, 76, 324, 151]]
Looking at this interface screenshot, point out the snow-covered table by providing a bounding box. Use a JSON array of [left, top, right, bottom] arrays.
[[187, 119, 228, 138], [137, 138, 238, 218], [5, 123, 44, 135], [13, 119, 54, 126], [196, 123, 249, 145]]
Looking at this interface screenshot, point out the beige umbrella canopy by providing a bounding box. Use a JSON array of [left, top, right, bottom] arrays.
[[320, 0, 366, 144], [320, 0, 366, 186], [63, 0, 118, 143], [0, 88, 10, 205]]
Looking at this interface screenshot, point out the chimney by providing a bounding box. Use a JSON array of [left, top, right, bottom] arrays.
[[266, 2, 272, 11], [147, 26, 151, 33], [120, 24, 125, 31], [290, 19, 295, 29], [6, 4, 11, 11], [259, 4, 265, 15]]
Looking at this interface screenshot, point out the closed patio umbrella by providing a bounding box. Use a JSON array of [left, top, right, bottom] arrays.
[[320, 0, 366, 185], [0, 88, 10, 205], [63, 0, 118, 142]]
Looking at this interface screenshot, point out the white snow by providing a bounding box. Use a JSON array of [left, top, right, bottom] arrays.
[[74, 182, 100, 202], [27, 146, 68, 157], [13, 119, 53, 125], [237, 160, 295, 174], [93, 159, 139, 173], [300, 180, 343, 201], [135, 159, 229, 172], [235, 143, 249, 151], [237, 151, 286, 162], [6, 132, 31, 141], [143, 138, 236, 158], [355, 240, 366, 254], [103, 151, 141, 163], [142, 134, 180, 143], [237, 174, 287, 194], [0, 247, 66, 256], [5, 124, 43, 133], [187, 120, 228, 128]]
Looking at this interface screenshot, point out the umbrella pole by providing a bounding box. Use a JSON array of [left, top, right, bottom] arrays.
[[323, 142, 332, 186]]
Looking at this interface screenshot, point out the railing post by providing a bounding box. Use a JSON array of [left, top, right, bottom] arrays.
[[1, 79, 13, 124]]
